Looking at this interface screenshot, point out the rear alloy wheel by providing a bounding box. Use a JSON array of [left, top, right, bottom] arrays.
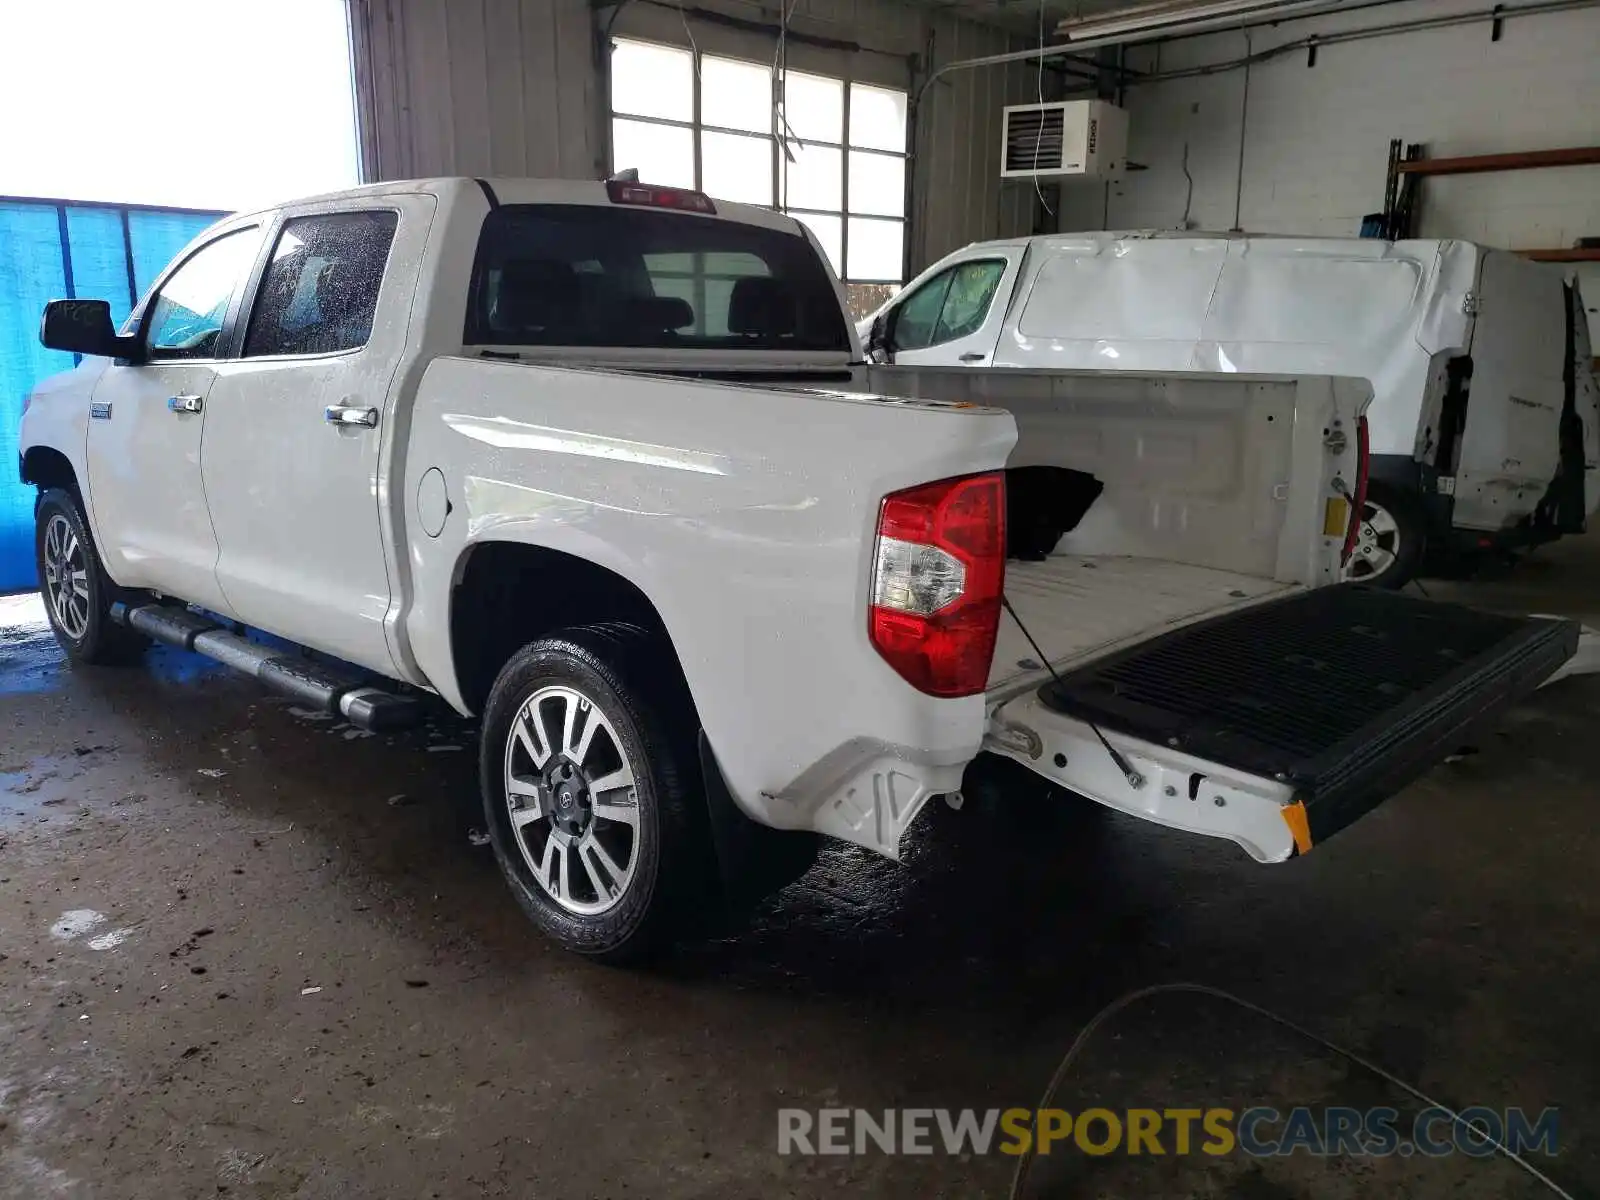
[[503, 684, 642, 917], [479, 624, 705, 962], [1345, 483, 1423, 589]]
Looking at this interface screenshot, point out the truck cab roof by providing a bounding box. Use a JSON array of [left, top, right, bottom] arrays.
[[237, 176, 809, 236]]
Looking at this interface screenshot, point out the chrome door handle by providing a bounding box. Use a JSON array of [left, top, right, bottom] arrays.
[[168, 394, 203, 413], [325, 404, 378, 428]]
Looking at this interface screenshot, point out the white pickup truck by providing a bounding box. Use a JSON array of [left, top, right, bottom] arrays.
[[20, 177, 1576, 961]]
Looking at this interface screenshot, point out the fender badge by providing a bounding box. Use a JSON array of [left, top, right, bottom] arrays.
[[90, 402, 112, 420]]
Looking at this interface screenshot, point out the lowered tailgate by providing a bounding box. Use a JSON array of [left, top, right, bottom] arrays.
[[985, 586, 1576, 861]]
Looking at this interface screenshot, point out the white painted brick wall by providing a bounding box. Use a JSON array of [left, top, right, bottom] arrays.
[[1069, 0, 1600, 251]]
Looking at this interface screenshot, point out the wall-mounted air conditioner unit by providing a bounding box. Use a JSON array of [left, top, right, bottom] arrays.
[[1000, 100, 1128, 181]]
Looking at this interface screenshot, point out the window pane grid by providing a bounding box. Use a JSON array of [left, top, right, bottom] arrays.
[[611, 115, 697, 132], [779, 135, 844, 150], [610, 38, 906, 283]]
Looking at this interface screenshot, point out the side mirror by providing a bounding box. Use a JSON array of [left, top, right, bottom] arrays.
[[40, 300, 141, 361], [867, 310, 895, 364]]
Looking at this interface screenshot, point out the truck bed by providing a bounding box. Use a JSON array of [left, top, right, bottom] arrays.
[[989, 556, 1296, 693]]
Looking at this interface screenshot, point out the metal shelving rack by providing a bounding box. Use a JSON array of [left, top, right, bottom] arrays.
[[1376, 139, 1600, 259]]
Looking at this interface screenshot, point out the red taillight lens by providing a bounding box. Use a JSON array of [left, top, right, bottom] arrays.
[[605, 180, 717, 214], [1341, 417, 1371, 567], [869, 473, 1006, 697]]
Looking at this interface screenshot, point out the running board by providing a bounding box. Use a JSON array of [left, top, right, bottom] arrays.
[[110, 602, 423, 732]]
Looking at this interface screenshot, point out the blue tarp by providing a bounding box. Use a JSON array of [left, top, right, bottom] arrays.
[[0, 198, 223, 591]]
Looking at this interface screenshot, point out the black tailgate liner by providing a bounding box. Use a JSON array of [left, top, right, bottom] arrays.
[[1039, 585, 1576, 842]]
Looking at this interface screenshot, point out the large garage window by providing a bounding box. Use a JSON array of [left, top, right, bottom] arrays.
[[608, 38, 908, 305]]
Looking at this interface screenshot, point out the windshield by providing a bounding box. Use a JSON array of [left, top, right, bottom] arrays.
[[465, 204, 850, 352]]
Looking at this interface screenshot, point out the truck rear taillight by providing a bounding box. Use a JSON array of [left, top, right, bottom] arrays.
[[1342, 416, 1371, 566], [605, 180, 716, 215], [868, 473, 1006, 698]]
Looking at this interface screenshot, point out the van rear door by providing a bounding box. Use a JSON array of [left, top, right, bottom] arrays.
[[1569, 282, 1600, 516], [1456, 252, 1568, 530]]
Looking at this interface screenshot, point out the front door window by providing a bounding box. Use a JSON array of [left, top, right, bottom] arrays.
[[892, 258, 1008, 352], [144, 228, 262, 360]]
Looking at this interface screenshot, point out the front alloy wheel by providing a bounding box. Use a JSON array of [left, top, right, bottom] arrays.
[[41, 512, 90, 641], [503, 684, 642, 916], [34, 487, 148, 665]]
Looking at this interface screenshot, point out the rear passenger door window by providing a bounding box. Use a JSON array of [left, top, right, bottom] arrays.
[[244, 211, 398, 357]]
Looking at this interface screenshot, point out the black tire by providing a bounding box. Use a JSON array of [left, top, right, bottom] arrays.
[[478, 623, 708, 964], [33, 488, 148, 666], [1347, 481, 1425, 589]]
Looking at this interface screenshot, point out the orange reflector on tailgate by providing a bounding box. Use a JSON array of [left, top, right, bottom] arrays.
[[1281, 800, 1314, 855], [1323, 497, 1350, 538]]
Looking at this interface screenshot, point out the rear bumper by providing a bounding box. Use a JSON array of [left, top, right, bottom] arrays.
[[1368, 453, 1582, 557], [992, 586, 1577, 857], [1438, 521, 1567, 556], [985, 693, 1303, 861]]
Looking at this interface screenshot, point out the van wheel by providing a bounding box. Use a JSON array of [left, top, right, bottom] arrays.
[[34, 488, 148, 665], [1346, 482, 1424, 589], [479, 623, 706, 964]]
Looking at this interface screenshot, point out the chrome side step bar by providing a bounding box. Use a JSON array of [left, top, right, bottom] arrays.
[[110, 602, 424, 732]]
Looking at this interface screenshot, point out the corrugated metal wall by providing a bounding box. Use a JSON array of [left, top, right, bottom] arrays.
[[347, 0, 1043, 274], [914, 16, 1043, 268], [349, 0, 601, 180]]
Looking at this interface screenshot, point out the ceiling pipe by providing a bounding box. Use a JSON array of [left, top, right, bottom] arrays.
[[1133, 0, 1599, 79], [914, 0, 1366, 108], [1056, 0, 1348, 39], [914, 0, 1595, 107]]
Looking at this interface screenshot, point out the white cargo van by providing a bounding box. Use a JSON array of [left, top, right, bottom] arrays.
[[862, 233, 1600, 588]]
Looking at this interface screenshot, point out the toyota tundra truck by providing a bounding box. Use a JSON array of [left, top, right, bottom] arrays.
[[19, 177, 1577, 961]]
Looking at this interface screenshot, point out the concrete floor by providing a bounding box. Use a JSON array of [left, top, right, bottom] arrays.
[[2, 539, 1598, 1200]]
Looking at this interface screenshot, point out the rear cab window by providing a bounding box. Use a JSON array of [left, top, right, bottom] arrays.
[[464, 205, 850, 352]]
